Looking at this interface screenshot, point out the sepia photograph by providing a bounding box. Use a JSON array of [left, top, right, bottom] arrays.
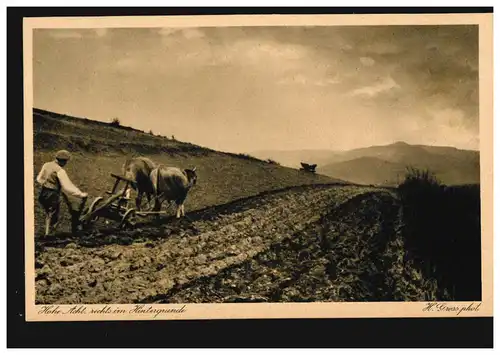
[[22, 13, 493, 321]]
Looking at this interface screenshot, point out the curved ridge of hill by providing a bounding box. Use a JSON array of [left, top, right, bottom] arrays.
[[32, 108, 344, 236], [319, 142, 479, 186], [35, 108, 235, 158], [318, 157, 408, 186], [253, 141, 480, 187]]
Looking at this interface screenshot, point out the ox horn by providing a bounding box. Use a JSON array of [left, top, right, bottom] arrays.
[[192, 167, 196, 172]]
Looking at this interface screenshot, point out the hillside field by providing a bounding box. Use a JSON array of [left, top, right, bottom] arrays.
[[33, 108, 341, 237], [32, 108, 482, 304]]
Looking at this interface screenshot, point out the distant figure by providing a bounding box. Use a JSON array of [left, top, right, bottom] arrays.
[[122, 156, 157, 211], [150, 165, 197, 218], [36, 150, 88, 237]]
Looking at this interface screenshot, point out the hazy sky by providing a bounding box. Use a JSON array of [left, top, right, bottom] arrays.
[[33, 25, 479, 153]]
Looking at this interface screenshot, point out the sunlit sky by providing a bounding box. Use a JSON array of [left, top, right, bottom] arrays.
[[33, 25, 479, 153]]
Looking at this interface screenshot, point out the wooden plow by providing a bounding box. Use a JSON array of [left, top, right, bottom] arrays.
[[76, 173, 139, 231], [71, 173, 170, 232]]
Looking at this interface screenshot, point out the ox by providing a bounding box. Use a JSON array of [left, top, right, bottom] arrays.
[[150, 165, 197, 218], [122, 156, 157, 210]]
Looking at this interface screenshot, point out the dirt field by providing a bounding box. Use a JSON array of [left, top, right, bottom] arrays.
[[35, 184, 434, 304]]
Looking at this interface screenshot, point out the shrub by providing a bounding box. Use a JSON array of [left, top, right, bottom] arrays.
[[110, 117, 121, 127], [397, 167, 481, 301], [399, 167, 441, 189], [266, 158, 281, 165]]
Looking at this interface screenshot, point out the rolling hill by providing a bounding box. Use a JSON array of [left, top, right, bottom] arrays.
[[32, 108, 342, 236], [319, 157, 408, 186], [253, 141, 480, 186]]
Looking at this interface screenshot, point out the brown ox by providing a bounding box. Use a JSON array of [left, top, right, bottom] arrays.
[[122, 156, 157, 210], [150, 165, 197, 218]]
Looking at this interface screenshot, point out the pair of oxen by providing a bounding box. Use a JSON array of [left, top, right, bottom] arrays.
[[122, 157, 197, 218]]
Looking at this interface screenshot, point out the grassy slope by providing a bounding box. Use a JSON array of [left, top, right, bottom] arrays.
[[33, 108, 341, 235]]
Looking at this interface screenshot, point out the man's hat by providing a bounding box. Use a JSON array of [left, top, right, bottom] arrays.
[[55, 150, 71, 161]]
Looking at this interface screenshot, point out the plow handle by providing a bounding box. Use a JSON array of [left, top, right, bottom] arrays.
[[78, 195, 88, 214], [71, 195, 88, 234]]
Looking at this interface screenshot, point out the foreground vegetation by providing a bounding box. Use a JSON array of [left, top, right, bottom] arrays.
[[397, 167, 482, 301]]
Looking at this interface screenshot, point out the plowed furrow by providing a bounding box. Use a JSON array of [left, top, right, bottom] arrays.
[[35, 185, 381, 304]]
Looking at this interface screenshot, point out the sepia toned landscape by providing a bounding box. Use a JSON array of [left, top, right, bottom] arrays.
[[32, 24, 482, 305]]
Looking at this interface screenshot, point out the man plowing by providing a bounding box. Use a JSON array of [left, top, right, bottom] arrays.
[[36, 150, 88, 237]]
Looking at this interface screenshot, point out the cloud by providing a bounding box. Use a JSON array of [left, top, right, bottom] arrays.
[[402, 108, 479, 149], [34, 25, 479, 152], [225, 39, 308, 67], [360, 57, 375, 66], [47, 30, 83, 39], [183, 28, 205, 39], [94, 28, 108, 37], [216, 39, 342, 88], [114, 57, 136, 71], [359, 41, 401, 55], [46, 28, 109, 39], [158, 27, 205, 40], [157, 28, 182, 37], [313, 77, 341, 87], [109, 28, 333, 88], [278, 75, 340, 87], [350, 76, 401, 98], [340, 43, 353, 51], [161, 36, 312, 74], [156, 28, 208, 52], [278, 74, 308, 85]]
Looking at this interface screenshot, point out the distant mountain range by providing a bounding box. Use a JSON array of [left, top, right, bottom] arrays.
[[252, 141, 480, 186]]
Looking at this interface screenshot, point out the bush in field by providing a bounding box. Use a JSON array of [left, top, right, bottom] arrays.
[[266, 158, 281, 165], [399, 167, 441, 189], [398, 167, 481, 301], [110, 117, 121, 127], [398, 167, 443, 277]]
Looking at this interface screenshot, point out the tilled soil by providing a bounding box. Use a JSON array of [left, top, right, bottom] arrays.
[[160, 190, 435, 303], [35, 184, 433, 304]]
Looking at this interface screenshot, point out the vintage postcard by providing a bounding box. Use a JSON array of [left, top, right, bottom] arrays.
[[23, 13, 493, 322]]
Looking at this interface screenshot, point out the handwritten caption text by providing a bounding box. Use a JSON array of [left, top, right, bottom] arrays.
[[422, 302, 481, 315], [38, 304, 187, 318]]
